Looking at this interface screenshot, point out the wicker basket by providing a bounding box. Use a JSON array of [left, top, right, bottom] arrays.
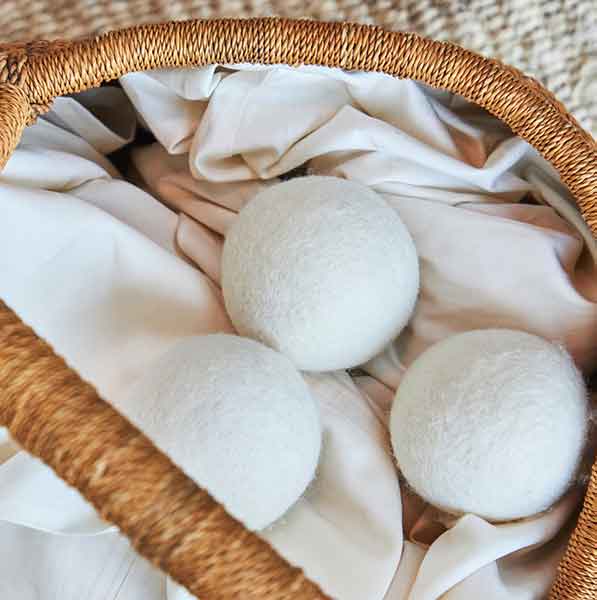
[[0, 17, 596, 600]]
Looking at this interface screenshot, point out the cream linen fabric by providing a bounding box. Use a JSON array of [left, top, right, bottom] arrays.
[[0, 64, 594, 600]]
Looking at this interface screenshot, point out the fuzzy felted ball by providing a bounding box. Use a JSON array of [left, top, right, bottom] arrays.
[[120, 334, 321, 530], [221, 176, 419, 372], [390, 329, 588, 521]]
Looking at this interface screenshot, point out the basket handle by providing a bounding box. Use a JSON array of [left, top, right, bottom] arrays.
[[0, 18, 596, 600], [0, 299, 327, 600]]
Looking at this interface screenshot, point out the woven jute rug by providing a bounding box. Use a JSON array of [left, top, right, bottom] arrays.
[[1, 0, 595, 137]]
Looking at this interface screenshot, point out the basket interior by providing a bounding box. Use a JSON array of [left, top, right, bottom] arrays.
[[0, 57, 596, 600]]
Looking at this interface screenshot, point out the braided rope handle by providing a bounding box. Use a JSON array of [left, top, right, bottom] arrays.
[[0, 18, 595, 600]]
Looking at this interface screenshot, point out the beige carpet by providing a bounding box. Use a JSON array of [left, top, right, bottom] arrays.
[[1, 0, 596, 137]]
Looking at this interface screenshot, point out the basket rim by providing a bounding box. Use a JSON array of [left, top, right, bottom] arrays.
[[1, 18, 595, 236]]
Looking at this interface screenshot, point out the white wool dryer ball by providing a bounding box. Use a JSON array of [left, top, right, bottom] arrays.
[[121, 334, 321, 530], [390, 329, 588, 521], [222, 176, 419, 372]]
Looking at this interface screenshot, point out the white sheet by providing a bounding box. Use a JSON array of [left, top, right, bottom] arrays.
[[0, 66, 595, 600]]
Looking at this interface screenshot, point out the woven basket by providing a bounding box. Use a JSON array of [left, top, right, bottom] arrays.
[[0, 17, 596, 600]]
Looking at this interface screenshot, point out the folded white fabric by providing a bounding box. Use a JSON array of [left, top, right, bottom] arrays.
[[0, 64, 594, 600], [125, 65, 596, 374], [0, 522, 162, 600]]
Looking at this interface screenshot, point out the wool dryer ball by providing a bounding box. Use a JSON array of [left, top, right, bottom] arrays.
[[120, 334, 322, 530], [222, 176, 420, 372], [390, 329, 589, 522]]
